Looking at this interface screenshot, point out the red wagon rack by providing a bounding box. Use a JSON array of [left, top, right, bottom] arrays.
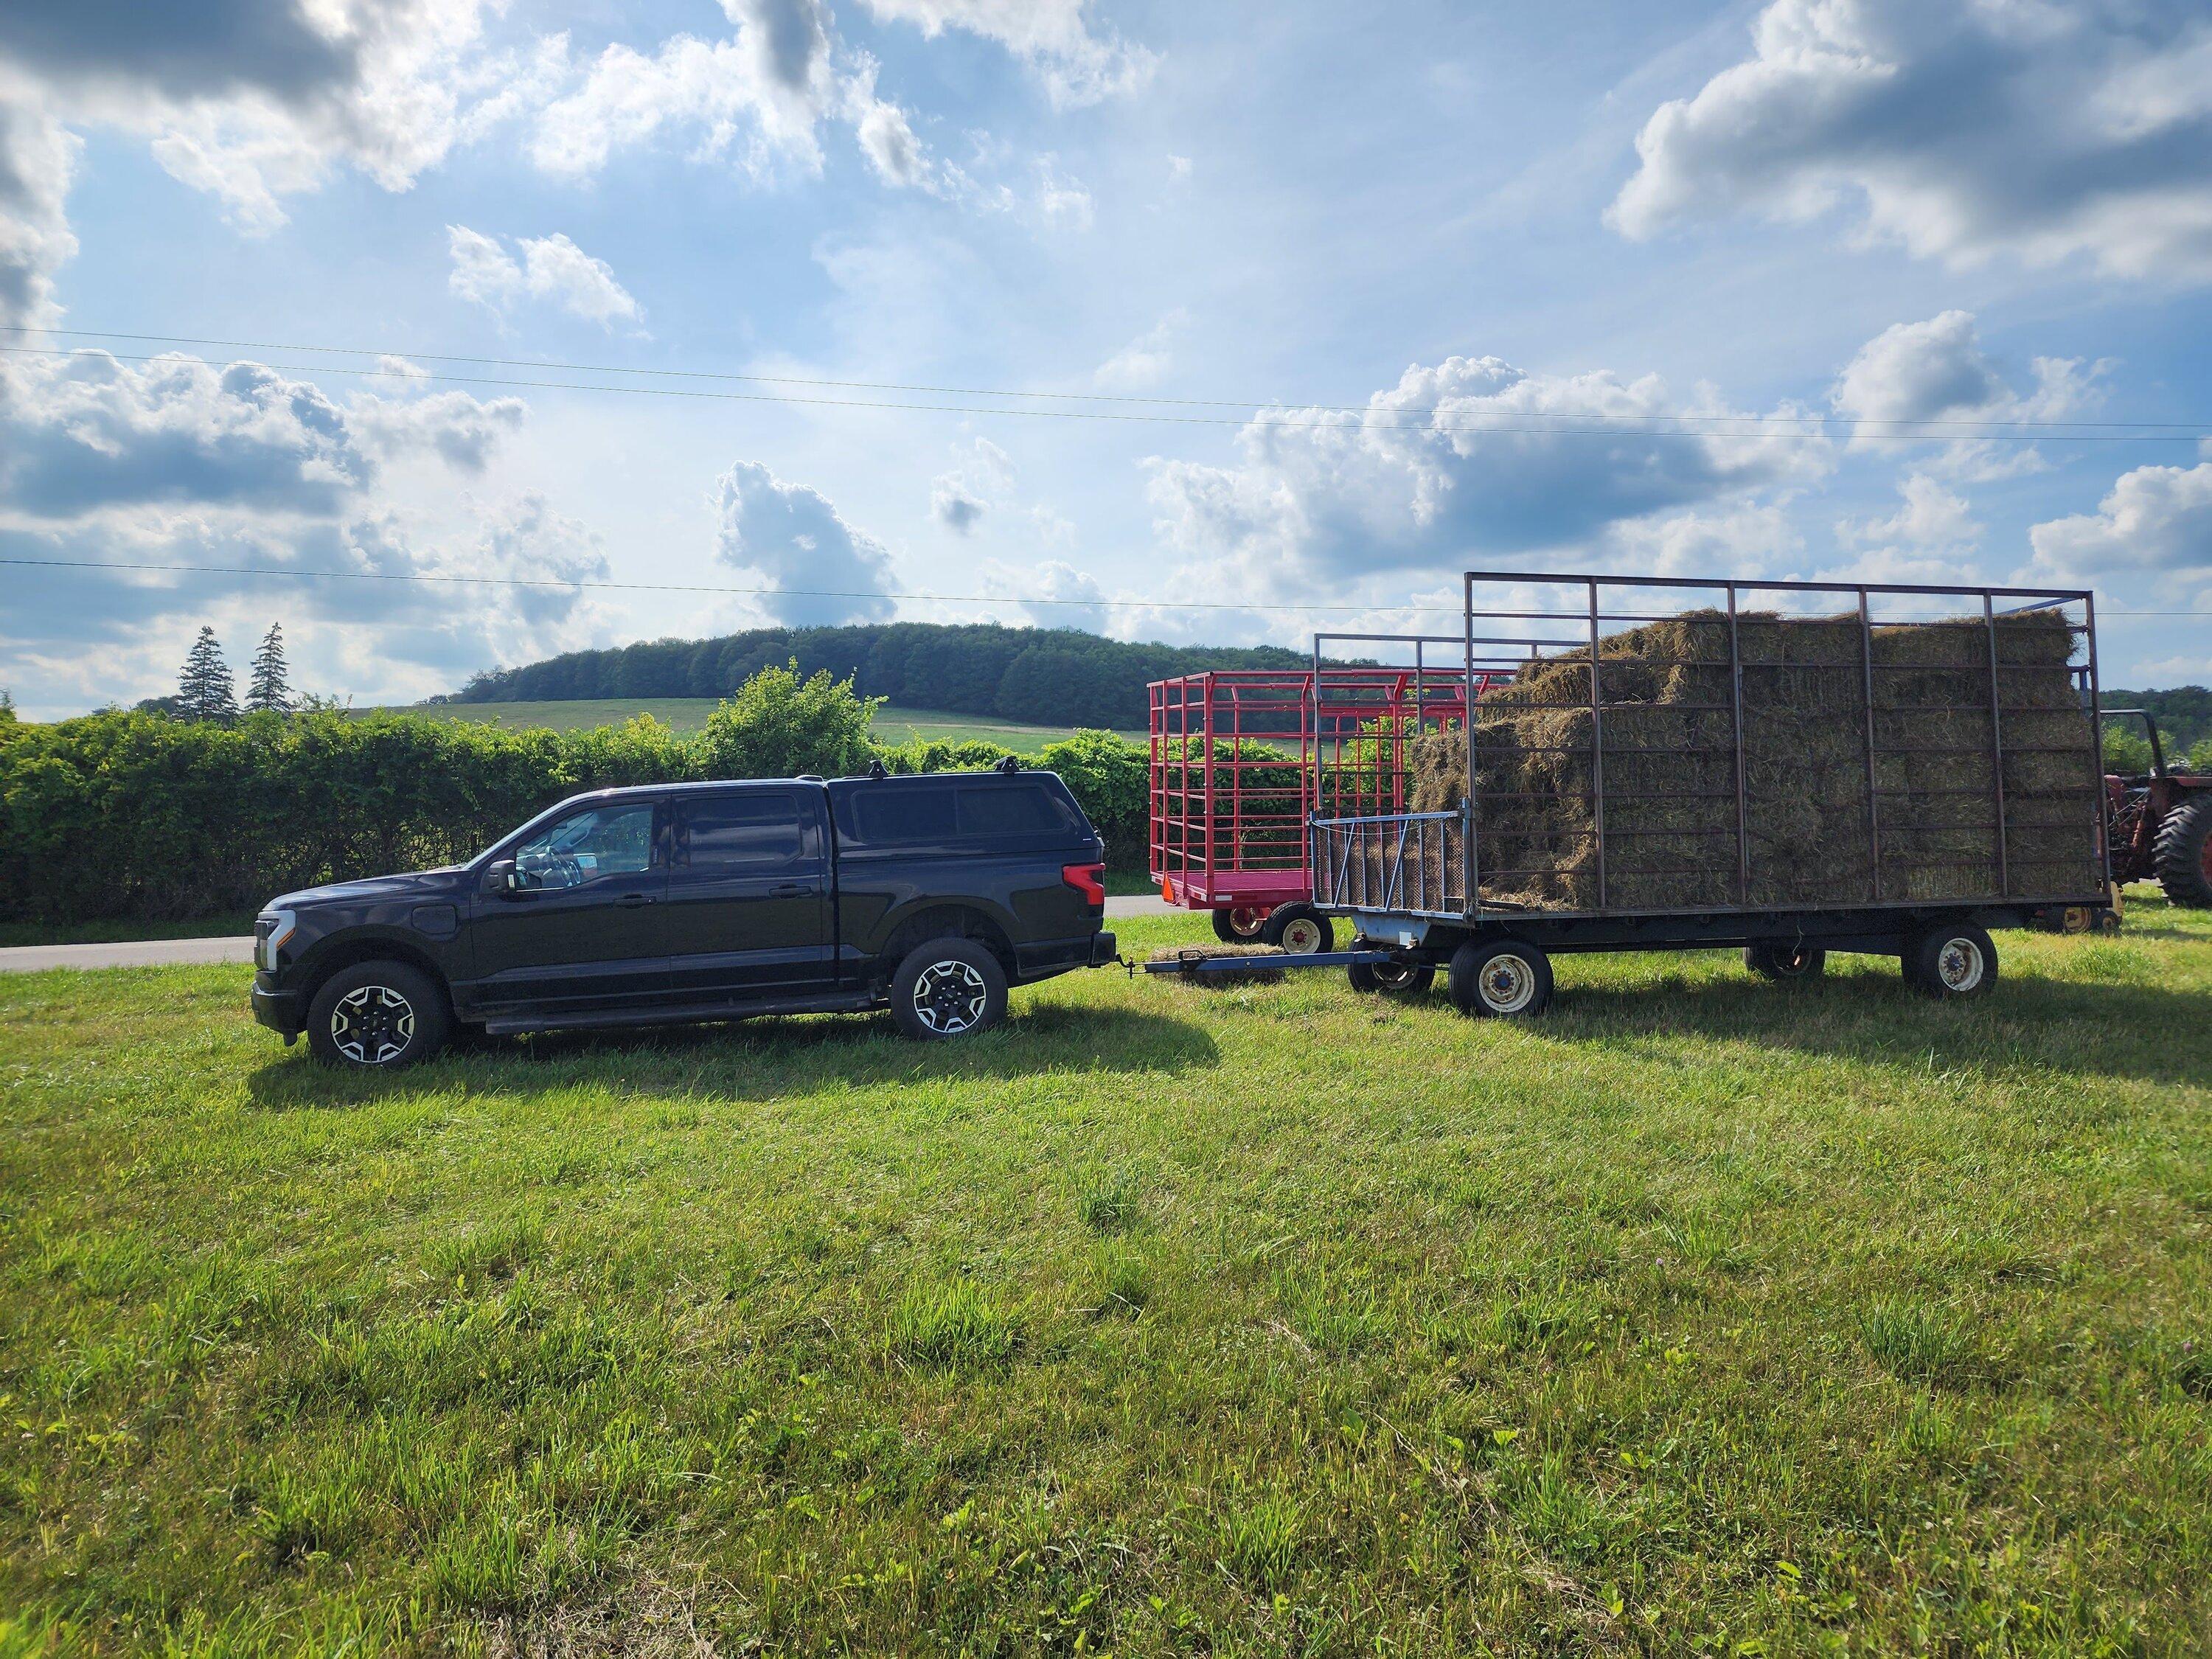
[[1146, 638, 1523, 949]]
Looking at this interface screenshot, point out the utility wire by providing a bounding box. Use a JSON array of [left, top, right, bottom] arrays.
[[2, 328, 2202, 440], [0, 554, 2174, 619]]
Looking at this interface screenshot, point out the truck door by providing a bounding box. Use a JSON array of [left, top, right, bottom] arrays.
[[465, 798, 670, 1015], [664, 787, 833, 998]]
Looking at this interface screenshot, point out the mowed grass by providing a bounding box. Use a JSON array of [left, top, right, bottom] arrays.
[[375, 698, 1145, 747], [2, 902, 2210, 1654]]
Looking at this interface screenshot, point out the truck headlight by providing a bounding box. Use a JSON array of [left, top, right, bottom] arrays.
[[258, 908, 297, 970]]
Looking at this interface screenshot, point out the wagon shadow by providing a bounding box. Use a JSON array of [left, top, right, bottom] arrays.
[[1546, 968, 2212, 1089], [245, 1002, 1218, 1110]]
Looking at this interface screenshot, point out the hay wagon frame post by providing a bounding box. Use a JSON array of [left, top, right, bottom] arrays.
[[1150, 570, 2118, 1012]]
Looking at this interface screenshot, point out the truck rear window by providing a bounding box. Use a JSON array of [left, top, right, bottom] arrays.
[[839, 779, 1083, 847]]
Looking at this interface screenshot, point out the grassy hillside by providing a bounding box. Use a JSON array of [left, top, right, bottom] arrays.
[[378, 698, 1146, 746], [4, 903, 2210, 1652]]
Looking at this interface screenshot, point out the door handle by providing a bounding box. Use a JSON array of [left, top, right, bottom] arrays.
[[616, 892, 656, 908], [771, 882, 815, 897]]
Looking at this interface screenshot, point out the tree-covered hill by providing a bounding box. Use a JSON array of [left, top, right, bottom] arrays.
[[2101, 686, 2211, 754], [448, 623, 1314, 731]]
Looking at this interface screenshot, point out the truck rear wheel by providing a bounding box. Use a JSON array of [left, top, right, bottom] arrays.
[[307, 960, 450, 1070], [1745, 941, 1826, 981], [1262, 902, 1335, 955], [1447, 939, 1553, 1018], [1902, 924, 1997, 1001], [890, 938, 1008, 1040], [2152, 795, 2212, 908], [1212, 906, 1268, 943]]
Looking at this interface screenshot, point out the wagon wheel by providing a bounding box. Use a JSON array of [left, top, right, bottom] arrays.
[[1211, 905, 1270, 943], [1262, 902, 1335, 954]]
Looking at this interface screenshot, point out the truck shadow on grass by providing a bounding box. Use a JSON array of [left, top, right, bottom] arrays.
[[244, 1002, 1218, 1110], [1543, 968, 2212, 1089]]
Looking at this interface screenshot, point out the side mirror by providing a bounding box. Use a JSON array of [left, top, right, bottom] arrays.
[[485, 858, 524, 895]]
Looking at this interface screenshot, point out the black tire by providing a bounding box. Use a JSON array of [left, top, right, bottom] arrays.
[[1212, 906, 1267, 943], [2153, 795, 2212, 908], [889, 937, 1009, 1041], [1745, 941, 1828, 981], [1347, 957, 1436, 997], [1447, 939, 1554, 1018], [1902, 923, 1997, 1000], [1262, 902, 1335, 955], [306, 960, 450, 1069]]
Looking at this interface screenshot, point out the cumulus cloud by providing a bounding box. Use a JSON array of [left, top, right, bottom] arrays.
[[446, 225, 641, 326], [932, 479, 985, 533], [1095, 310, 1183, 390], [853, 0, 1157, 108], [0, 100, 78, 337], [1147, 353, 1829, 595], [1016, 559, 1107, 632], [0, 350, 524, 518], [1601, 502, 1804, 580], [1834, 472, 1983, 583], [2029, 448, 2212, 595], [714, 459, 897, 626], [1610, 0, 2212, 280]]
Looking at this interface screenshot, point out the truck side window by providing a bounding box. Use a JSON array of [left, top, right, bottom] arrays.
[[678, 792, 812, 870], [512, 803, 658, 890], [959, 783, 1080, 836]]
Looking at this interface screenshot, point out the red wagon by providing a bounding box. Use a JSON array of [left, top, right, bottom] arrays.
[[1147, 637, 1522, 950]]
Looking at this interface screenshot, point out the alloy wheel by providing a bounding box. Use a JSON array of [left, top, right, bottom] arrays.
[[912, 959, 989, 1034], [330, 984, 415, 1065]]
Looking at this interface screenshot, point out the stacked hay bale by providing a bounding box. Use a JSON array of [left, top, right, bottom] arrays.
[[1399, 608, 2101, 913]]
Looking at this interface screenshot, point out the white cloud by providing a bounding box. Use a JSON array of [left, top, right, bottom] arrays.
[[1146, 353, 1829, 598], [1034, 157, 1093, 229], [1095, 310, 1184, 390], [1610, 0, 2212, 280], [931, 477, 985, 532], [447, 225, 641, 327], [0, 98, 77, 341], [1602, 502, 1804, 580], [1834, 472, 1983, 583], [929, 436, 1015, 533], [2029, 452, 2212, 594], [714, 459, 897, 625], [852, 0, 1157, 108]]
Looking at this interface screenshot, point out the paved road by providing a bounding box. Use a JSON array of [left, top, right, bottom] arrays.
[[0, 894, 1183, 973]]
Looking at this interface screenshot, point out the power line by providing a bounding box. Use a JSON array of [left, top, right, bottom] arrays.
[[3, 328, 2202, 441], [0, 554, 2176, 619]]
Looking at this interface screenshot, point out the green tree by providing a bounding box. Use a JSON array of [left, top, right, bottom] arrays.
[[246, 623, 293, 714], [698, 660, 881, 780], [176, 627, 237, 723]]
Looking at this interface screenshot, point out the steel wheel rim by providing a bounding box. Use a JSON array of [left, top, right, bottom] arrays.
[[1935, 939, 1984, 992], [1374, 961, 1421, 990], [914, 959, 988, 1034], [1280, 917, 1323, 953], [1479, 955, 1536, 1013], [332, 984, 414, 1064], [1228, 907, 1266, 937], [1778, 948, 1812, 977]]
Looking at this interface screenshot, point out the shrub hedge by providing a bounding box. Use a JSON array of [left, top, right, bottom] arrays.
[[0, 682, 1152, 925]]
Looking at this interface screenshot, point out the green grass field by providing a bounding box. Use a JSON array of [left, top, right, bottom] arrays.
[[376, 698, 1145, 747], [4, 902, 2211, 1653]]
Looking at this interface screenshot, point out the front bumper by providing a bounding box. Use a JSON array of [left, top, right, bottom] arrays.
[[251, 977, 305, 1038]]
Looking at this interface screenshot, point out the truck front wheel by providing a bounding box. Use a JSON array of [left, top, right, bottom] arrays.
[[306, 961, 451, 1069], [890, 938, 1009, 1040]]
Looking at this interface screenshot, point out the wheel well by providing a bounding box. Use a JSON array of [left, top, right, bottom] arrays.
[[297, 938, 454, 1016], [876, 905, 1016, 983]]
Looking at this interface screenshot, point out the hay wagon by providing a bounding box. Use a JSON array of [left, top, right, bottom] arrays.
[[1146, 647, 1526, 950], [1150, 571, 2118, 1013]]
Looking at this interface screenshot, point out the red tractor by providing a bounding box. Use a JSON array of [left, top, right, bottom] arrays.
[[2103, 710, 2211, 907]]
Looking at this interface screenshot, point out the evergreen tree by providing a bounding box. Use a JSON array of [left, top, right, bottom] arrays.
[[176, 627, 237, 723], [246, 622, 293, 714]]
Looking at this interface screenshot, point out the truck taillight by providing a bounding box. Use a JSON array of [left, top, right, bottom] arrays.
[[1062, 862, 1105, 907]]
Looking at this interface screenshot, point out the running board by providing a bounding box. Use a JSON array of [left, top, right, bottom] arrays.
[[480, 988, 880, 1035]]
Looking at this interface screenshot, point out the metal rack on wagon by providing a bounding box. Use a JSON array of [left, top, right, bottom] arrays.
[[1147, 569, 2119, 1015], [1145, 641, 1523, 951]]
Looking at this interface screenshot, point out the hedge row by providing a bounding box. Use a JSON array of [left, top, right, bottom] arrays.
[[0, 703, 1150, 925]]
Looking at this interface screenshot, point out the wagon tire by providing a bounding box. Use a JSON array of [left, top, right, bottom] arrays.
[[1902, 923, 1997, 1001], [1745, 941, 1827, 981], [1347, 958, 1436, 998], [1262, 902, 1334, 955], [1213, 906, 1269, 943], [2152, 795, 2212, 908], [890, 938, 1008, 1041], [1447, 939, 1553, 1018], [306, 961, 449, 1070]]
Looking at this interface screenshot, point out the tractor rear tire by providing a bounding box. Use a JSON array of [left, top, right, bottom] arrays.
[[1745, 941, 1827, 981], [1262, 903, 1335, 955], [2152, 795, 2212, 908]]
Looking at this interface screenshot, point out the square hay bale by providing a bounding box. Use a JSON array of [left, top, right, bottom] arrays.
[[1399, 608, 2100, 914]]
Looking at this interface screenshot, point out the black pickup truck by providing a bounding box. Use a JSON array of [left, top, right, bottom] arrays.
[[251, 768, 1117, 1068]]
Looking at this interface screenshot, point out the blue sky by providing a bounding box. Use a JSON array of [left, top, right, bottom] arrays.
[[3, 0, 2210, 717]]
